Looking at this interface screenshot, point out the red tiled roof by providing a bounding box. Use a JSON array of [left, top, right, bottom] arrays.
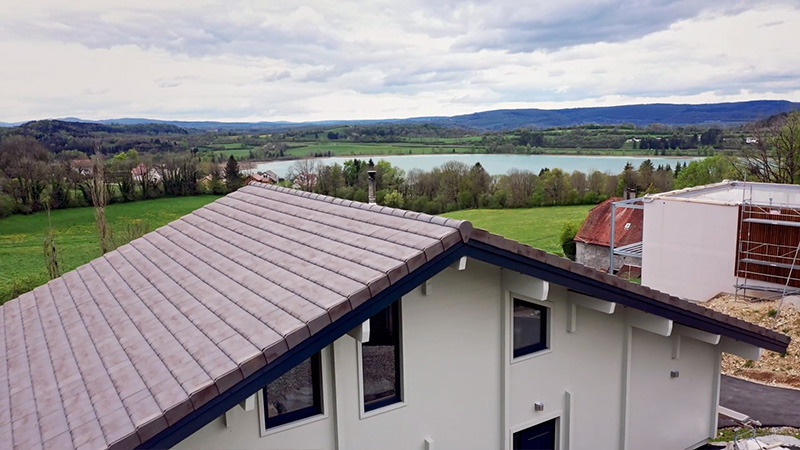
[[575, 197, 643, 247]]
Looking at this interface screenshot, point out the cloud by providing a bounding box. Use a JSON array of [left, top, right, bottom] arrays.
[[0, 0, 798, 122]]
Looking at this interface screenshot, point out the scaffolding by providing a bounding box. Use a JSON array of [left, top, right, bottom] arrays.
[[734, 199, 800, 307]]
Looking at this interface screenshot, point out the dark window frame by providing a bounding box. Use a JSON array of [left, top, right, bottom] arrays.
[[362, 300, 402, 412], [263, 352, 323, 429], [513, 298, 549, 358], [512, 417, 558, 450]]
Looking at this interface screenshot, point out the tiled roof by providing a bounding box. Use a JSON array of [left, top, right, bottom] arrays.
[[0, 183, 470, 450], [575, 197, 643, 247], [0, 183, 789, 449]]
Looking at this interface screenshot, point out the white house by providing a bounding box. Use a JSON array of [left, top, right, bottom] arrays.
[[0, 183, 789, 450], [641, 180, 800, 302]]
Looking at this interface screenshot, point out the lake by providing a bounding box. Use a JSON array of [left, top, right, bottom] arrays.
[[252, 154, 701, 177]]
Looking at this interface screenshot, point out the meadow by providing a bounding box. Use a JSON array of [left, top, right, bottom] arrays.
[[0, 195, 221, 303], [443, 205, 593, 255], [283, 142, 636, 158], [285, 142, 474, 157]]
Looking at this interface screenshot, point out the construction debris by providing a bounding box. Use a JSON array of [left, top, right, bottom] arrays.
[[706, 294, 800, 389]]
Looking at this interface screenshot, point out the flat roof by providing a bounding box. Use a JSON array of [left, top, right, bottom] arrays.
[[648, 181, 800, 207]]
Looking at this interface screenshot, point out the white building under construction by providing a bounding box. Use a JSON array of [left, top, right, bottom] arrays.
[[642, 181, 800, 302]]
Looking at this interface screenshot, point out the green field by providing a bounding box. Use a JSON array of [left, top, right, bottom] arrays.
[[282, 142, 655, 159], [0, 195, 221, 303], [444, 205, 593, 255], [286, 142, 476, 157]]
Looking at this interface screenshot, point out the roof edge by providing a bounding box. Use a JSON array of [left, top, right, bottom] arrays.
[[467, 228, 789, 354]]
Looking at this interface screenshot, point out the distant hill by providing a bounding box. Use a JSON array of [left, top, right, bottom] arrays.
[[5, 100, 797, 132], [439, 100, 800, 130], [18, 120, 188, 136], [56, 116, 449, 132], [0, 120, 190, 154]]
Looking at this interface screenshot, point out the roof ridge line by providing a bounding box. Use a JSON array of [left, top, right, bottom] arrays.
[[247, 181, 474, 242]]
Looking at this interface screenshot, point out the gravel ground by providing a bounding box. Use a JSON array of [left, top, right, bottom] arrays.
[[705, 294, 800, 389]]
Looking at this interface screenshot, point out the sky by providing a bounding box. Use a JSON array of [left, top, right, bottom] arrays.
[[1, 0, 799, 123]]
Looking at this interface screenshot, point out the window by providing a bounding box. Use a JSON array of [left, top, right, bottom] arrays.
[[263, 353, 322, 429], [513, 418, 557, 450], [362, 301, 402, 411], [513, 298, 548, 358]]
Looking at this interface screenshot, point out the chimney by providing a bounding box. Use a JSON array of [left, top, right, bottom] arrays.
[[624, 187, 637, 200], [367, 161, 377, 204]]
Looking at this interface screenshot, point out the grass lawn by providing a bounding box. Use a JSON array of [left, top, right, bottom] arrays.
[[212, 148, 255, 159], [0, 195, 221, 303], [443, 205, 593, 255]]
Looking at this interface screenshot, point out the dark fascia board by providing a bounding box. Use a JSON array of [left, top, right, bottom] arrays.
[[138, 242, 467, 449], [463, 241, 789, 354]]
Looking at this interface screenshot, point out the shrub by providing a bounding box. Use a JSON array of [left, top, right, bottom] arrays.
[[559, 220, 582, 261], [0, 194, 15, 218], [353, 189, 368, 203]]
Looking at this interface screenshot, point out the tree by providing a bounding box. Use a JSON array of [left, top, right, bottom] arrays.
[[288, 159, 318, 191], [0, 136, 52, 213], [382, 190, 405, 208], [315, 163, 345, 196], [621, 162, 638, 193], [638, 159, 654, 189], [41, 191, 60, 279], [89, 148, 113, 255], [207, 162, 226, 195], [225, 155, 242, 190], [540, 168, 571, 205], [740, 111, 800, 184], [700, 128, 722, 147], [674, 154, 739, 189]]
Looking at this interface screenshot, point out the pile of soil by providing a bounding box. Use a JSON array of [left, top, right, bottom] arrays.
[[705, 294, 800, 389]]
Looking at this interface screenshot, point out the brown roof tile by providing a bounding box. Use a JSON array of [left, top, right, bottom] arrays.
[[0, 181, 786, 449]]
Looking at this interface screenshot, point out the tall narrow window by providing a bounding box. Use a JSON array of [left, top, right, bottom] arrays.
[[513, 298, 548, 358], [362, 301, 402, 411], [263, 353, 322, 429]]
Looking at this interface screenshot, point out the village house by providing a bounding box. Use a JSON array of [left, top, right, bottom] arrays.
[[243, 170, 280, 186], [0, 182, 789, 450], [575, 197, 643, 275], [641, 180, 800, 302], [131, 163, 162, 182]]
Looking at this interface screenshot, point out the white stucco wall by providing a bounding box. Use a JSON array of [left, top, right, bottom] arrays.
[[641, 199, 739, 301], [507, 283, 627, 450], [175, 259, 724, 450], [628, 328, 718, 449]]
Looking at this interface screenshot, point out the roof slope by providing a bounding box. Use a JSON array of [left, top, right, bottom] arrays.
[[0, 183, 789, 450], [575, 197, 643, 247], [0, 183, 471, 449]]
